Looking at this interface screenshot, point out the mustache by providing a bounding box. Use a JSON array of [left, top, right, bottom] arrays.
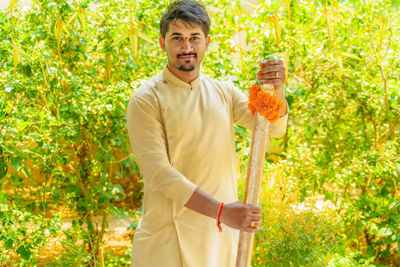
[[177, 53, 197, 57]]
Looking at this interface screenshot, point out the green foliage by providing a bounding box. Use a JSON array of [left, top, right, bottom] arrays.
[[242, 164, 342, 266], [279, 0, 400, 263], [103, 246, 132, 267], [0, 203, 61, 265], [327, 251, 378, 267], [0, 0, 399, 265], [1, 0, 141, 264], [256, 211, 339, 266]]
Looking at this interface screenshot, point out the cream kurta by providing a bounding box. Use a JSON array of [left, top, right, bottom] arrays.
[[127, 67, 288, 267]]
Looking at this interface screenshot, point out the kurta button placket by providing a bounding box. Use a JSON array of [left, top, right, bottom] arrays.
[[171, 162, 176, 167], [168, 136, 173, 141]]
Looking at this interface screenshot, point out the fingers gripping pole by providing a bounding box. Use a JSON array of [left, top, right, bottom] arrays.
[[236, 84, 274, 267]]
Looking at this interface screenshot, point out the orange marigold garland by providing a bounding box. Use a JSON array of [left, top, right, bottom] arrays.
[[247, 84, 283, 122]]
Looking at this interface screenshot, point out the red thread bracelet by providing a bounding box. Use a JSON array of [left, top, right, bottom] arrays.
[[217, 202, 224, 232]]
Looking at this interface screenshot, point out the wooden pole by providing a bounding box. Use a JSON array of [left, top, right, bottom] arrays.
[[236, 84, 274, 267]]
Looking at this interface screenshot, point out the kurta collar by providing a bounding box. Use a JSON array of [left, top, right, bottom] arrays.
[[162, 66, 201, 90]]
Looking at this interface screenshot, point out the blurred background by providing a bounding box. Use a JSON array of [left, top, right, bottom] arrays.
[[0, 0, 399, 266]]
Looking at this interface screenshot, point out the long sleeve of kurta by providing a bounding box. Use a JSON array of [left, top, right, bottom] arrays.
[[127, 96, 197, 206]]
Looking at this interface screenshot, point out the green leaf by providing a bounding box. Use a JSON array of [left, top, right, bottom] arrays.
[[112, 184, 125, 195], [52, 189, 61, 202], [376, 227, 392, 237], [5, 238, 14, 249], [10, 157, 21, 171], [16, 245, 31, 260], [128, 221, 138, 229], [0, 158, 7, 179], [0, 191, 7, 204], [106, 151, 112, 161], [389, 215, 400, 223], [389, 201, 400, 211], [49, 227, 58, 236]]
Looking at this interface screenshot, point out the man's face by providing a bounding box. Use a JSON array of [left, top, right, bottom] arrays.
[[159, 19, 210, 74]]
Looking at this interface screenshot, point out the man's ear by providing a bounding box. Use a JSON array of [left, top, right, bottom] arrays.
[[206, 36, 211, 49], [159, 36, 166, 52]]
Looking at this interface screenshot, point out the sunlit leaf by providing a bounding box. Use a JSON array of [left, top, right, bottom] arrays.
[[110, 32, 129, 47], [324, 8, 333, 44], [266, 15, 280, 46], [393, 55, 400, 65], [68, 8, 103, 38], [54, 19, 60, 40], [12, 39, 19, 71], [67, 12, 78, 26], [62, 23, 73, 38], [376, 227, 393, 237], [337, 50, 343, 78], [341, 52, 361, 61], [307, 13, 322, 32], [54, 19, 72, 55], [278, 0, 290, 8], [390, 10, 400, 22], [379, 17, 388, 49], [273, 16, 280, 47], [129, 28, 139, 60], [198, 0, 218, 18], [86, 10, 104, 21], [54, 19, 62, 55], [78, 8, 87, 37], [338, 2, 355, 15], [138, 31, 154, 44], [332, 0, 339, 14], [10, 0, 16, 14], [237, 3, 252, 17], [15, 46, 32, 60], [39, 60, 48, 88], [239, 1, 256, 16], [105, 54, 111, 80]]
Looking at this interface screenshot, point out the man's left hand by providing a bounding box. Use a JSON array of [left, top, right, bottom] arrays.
[[256, 59, 286, 92]]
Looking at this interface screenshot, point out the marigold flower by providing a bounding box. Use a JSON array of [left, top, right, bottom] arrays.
[[247, 84, 283, 122]]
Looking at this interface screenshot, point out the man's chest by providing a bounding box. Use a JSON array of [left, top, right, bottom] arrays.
[[156, 85, 232, 145]]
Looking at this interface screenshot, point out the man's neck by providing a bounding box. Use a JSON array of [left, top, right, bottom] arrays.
[[167, 64, 199, 84]]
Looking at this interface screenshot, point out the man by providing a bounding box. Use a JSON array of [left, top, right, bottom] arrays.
[[126, 1, 288, 266]]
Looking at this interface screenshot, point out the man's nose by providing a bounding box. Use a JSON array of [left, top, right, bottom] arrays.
[[181, 38, 193, 52]]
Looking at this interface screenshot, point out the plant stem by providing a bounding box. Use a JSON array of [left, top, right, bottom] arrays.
[[368, 29, 394, 141]]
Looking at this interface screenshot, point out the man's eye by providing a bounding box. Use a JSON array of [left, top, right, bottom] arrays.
[[191, 37, 199, 40], [173, 37, 182, 40]]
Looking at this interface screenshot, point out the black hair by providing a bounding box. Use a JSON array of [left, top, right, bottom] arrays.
[[160, 0, 211, 38]]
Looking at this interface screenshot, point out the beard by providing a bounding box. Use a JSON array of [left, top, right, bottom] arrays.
[[177, 53, 197, 72], [178, 64, 195, 71]]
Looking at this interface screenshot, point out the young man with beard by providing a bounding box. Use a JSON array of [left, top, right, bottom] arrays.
[[127, 1, 288, 266]]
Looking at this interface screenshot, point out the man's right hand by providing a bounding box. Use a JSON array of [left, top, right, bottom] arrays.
[[220, 201, 262, 233]]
